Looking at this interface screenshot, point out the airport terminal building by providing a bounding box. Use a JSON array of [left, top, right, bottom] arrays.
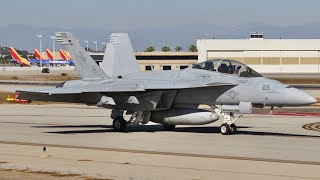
[[84, 33, 320, 73], [197, 33, 320, 73], [89, 51, 198, 71]]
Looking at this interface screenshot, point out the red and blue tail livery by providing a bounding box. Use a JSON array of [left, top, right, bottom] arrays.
[[34, 49, 45, 60], [10, 47, 31, 67], [46, 49, 56, 60], [59, 49, 71, 60]]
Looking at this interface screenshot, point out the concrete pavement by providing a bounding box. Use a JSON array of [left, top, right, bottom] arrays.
[[0, 104, 319, 179]]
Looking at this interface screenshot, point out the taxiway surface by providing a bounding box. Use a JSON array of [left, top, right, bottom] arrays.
[[0, 104, 319, 179]]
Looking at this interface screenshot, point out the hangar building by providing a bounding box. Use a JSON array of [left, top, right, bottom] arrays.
[[197, 33, 320, 73], [86, 33, 320, 73]]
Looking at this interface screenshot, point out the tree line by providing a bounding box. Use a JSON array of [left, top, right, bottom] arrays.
[[0, 46, 34, 61], [144, 45, 197, 52], [0, 44, 198, 61]]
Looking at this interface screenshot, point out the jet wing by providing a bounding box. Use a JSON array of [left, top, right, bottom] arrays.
[[205, 83, 237, 87], [17, 85, 145, 95], [143, 81, 237, 90], [17, 81, 235, 95], [17, 87, 82, 95]]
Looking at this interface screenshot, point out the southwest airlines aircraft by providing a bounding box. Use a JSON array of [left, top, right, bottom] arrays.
[[59, 49, 71, 60], [10, 47, 31, 67], [34, 49, 45, 60], [46, 49, 57, 60]]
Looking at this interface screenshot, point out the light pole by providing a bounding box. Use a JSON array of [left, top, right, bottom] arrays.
[[36, 34, 42, 66], [50, 36, 56, 66], [84, 40, 89, 51], [49, 36, 56, 53], [93, 41, 98, 51], [101, 42, 106, 51]]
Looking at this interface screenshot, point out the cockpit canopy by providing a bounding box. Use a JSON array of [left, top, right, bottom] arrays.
[[192, 59, 262, 77]]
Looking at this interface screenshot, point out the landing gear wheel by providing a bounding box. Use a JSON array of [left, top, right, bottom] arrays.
[[163, 124, 176, 131], [229, 124, 237, 134], [220, 123, 231, 135], [113, 117, 127, 132]]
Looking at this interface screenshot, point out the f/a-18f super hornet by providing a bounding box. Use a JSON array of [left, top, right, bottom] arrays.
[[17, 32, 317, 135]]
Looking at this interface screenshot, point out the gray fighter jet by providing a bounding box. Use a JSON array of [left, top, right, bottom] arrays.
[[17, 32, 317, 135]]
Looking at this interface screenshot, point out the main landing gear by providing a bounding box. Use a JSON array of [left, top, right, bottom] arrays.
[[111, 110, 148, 132], [112, 116, 127, 132], [163, 124, 176, 131], [111, 110, 127, 132]]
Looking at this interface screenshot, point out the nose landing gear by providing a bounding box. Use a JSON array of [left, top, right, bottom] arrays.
[[213, 107, 243, 135], [220, 123, 237, 135]]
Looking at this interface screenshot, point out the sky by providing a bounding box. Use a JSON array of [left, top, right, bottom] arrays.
[[1, 0, 320, 52]]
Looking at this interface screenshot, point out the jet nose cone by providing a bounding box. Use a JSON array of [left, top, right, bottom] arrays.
[[285, 88, 317, 106], [304, 95, 317, 105], [295, 89, 317, 105]]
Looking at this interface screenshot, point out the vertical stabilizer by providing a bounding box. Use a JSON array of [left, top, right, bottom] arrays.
[[64, 50, 72, 60], [100, 33, 140, 78], [34, 49, 45, 60], [10, 47, 31, 66], [59, 49, 70, 60], [46, 49, 55, 60], [55, 32, 109, 80]]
